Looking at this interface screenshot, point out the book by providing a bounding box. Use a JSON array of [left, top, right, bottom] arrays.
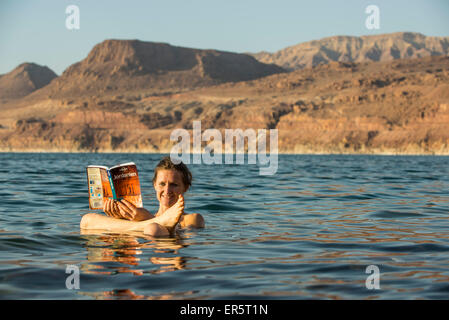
[[86, 162, 143, 210]]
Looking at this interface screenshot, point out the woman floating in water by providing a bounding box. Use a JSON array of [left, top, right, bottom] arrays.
[[80, 157, 205, 236]]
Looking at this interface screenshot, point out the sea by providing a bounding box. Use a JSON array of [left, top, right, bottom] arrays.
[[0, 153, 448, 300]]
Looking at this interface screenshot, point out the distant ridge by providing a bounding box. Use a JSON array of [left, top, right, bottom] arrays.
[[0, 63, 57, 99], [28, 39, 285, 99], [251, 32, 449, 70], [4, 33, 449, 100]]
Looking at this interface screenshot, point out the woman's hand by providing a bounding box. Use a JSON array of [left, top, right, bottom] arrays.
[[117, 199, 153, 221], [103, 199, 153, 221], [103, 198, 122, 219]]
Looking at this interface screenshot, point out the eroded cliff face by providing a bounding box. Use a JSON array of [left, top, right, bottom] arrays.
[[0, 54, 448, 154], [21, 39, 285, 101], [251, 32, 449, 71]]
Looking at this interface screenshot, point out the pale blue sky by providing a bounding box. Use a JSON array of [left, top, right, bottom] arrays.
[[1, 0, 448, 75]]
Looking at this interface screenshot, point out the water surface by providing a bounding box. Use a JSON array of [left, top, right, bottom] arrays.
[[1, 153, 448, 299]]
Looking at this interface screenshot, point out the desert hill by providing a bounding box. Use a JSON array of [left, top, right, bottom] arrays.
[[0, 63, 57, 100], [0, 54, 448, 154], [25, 39, 285, 100], [251, 32, 449, 70], [0, 33, 448, 154]]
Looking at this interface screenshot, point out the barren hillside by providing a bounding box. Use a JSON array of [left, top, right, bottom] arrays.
[[23, 39, 285, 101], [0, 63, 57, 100], [0, 54, 448, 154], [251, 32, 449, 70]]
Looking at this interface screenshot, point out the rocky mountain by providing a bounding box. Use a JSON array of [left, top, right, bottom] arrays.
[[0, 55, 448, 154], [0, 33, 448, 154], [251, 32, 449, 70], [0, 63, 57, 100], [25, 39, 285, 100]]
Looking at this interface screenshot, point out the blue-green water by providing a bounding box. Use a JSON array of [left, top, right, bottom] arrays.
[[1, 153, 449, 299]]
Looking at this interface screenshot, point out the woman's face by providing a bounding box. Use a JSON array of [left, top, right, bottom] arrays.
[[153, 169, 186, 208]]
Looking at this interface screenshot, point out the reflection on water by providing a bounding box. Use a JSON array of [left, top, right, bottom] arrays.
[[81, 230, 188, 274], [78, 230, 191, 299], [0, 153, 448, 299]]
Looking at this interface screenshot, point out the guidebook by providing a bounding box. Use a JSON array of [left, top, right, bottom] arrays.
[[86, 162, 143, 210]]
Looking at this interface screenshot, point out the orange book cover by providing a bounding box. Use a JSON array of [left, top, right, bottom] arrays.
[[86, 162, 143, 210], [109, 162, 143, 208]]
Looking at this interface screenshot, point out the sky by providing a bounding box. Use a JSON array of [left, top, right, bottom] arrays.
[[0, 0, 448, 75]]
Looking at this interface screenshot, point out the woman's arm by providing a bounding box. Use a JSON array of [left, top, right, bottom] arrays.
[[80, 212, 152, 232], [81, 195, 186, 234]]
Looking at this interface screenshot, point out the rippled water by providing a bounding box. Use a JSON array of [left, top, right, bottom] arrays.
[[1, 153, 448, 299]]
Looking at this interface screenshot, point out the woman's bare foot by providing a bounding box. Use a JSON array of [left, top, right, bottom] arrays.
[[154, 194, 184, 231]]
